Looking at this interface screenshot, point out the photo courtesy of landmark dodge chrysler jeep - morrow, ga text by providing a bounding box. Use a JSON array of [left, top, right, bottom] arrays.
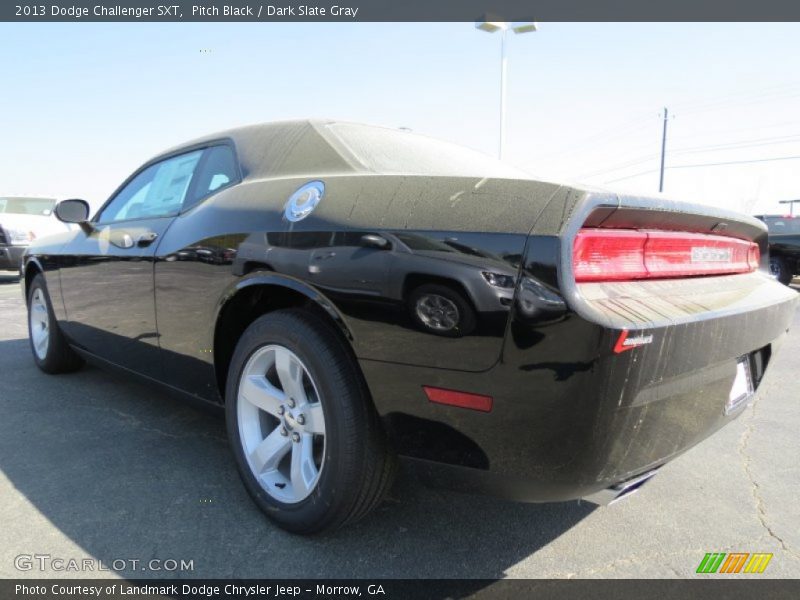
[[21, 121, 798, 533]]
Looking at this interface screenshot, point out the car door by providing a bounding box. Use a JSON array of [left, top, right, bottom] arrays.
[[58, 149, 204, 377], [307, 231, 394, 297]]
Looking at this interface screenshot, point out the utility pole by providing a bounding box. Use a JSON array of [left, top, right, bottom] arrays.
[[658, 107, 669, 193]]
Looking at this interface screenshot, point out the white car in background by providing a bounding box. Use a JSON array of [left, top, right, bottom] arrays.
[[0, 197, 71, 273]]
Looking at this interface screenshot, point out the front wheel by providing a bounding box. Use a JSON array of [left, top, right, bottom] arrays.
[[27, 273, 84, 374], [225, 309, 396, 534], [770, 256, 793, 286], [408, 283, 476, 337]]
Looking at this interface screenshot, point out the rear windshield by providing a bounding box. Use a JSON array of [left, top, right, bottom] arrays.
[[0, 197, 56, 216], [324, 122, 530, 179], [759, 216, 800, 234]]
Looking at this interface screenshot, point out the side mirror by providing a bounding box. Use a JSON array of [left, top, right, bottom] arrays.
[[360, 234, 390, 250], [54, 199, 90, 224]]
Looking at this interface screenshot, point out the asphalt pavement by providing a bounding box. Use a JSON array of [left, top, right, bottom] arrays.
[[1, 273, 798, 579]]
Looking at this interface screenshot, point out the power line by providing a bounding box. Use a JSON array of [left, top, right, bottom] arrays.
[[671, 133, 800, 155], [667, 119, 800, 143], [671, 154, 800, 169], [527, 112, 654, 162], [671, 81, 800, 116], [577, 132, 800, 180], [603, 154, 800, 184]]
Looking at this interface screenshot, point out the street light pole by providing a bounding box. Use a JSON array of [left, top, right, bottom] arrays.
[[499, 28, 508, 160], [476, 20, 537, 161]]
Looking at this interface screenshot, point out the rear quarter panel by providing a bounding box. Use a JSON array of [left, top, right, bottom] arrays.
[[153, 174, 566, 400]]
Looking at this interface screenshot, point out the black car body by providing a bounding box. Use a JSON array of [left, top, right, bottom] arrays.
[[755, 214, 800, 285], [21, 121, 798, 531]]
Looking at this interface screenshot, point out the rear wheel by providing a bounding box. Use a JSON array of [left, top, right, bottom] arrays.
[[225, 309, 396, 534], [770, 256, 793, 285], [27, 273, 84, 374]]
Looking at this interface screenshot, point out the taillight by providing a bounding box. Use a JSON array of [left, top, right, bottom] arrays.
[[573, 229, 760, 282]]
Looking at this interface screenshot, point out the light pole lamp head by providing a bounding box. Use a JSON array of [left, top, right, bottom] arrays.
[[475, 20, 538, 34], [476, 21, 505, 33], [510, 22, 538, 34]]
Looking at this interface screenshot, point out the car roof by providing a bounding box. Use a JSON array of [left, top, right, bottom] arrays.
[[160, 119, 529, 182], [166, 120, 355, 180]]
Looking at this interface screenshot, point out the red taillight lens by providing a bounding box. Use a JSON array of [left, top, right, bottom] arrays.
[[574, 229, 760, 282], [748, 243, 761, 270], [573, 229, 648, 281]]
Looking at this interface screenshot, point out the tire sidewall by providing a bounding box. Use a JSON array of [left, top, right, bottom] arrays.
[[225, 313, 357, 532], [770, 256, 792, 285]]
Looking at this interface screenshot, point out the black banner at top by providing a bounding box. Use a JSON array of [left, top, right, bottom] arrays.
[[4, 0, 800, 22]]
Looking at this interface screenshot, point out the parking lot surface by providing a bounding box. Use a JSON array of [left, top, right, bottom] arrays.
[[1, 273, 798, 579]]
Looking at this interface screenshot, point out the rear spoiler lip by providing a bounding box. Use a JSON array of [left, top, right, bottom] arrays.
[[555, 192, 774, 330], [569, 192, 768, 240]]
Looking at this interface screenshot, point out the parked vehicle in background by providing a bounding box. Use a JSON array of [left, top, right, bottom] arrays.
[[0, 197, 66, 272], [754, 214, 800, 285]]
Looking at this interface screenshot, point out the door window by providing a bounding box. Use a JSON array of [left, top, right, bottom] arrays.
[[97, 150, 203, 224]]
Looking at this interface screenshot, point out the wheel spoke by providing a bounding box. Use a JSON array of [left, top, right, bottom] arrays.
[[240, 374, 284, 416], [290, 434, 317, 497], [302, 403, 325, 434], [275, 346, 307, 405], [250, 427, 291, 474]]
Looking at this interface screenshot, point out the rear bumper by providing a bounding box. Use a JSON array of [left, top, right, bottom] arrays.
[[0, 244, 25, 271], [364, 271, 797, 503]]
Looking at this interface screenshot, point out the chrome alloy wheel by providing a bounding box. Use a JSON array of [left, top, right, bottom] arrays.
[[415, 293, 460, 332], [29, 288, 50, 360], [237, 344, 326, 503]]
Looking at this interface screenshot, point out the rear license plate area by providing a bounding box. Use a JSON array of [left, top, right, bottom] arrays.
[[726, 357, 754, 415]]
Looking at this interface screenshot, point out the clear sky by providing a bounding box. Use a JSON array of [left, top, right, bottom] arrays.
[[2, 22, 799, 215]]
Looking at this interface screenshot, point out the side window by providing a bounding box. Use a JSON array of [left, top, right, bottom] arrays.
[[184, 144, 239, 211], [97, 150, 203, 224], [332, 232, 371, 247]]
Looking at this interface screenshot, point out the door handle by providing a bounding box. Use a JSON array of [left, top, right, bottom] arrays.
[[137, 232, 159, 247], [314, 251, 336, 260], [109, 232, 134, 249]]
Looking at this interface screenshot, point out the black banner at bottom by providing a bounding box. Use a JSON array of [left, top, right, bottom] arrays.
[[4, 579, 800, 600]]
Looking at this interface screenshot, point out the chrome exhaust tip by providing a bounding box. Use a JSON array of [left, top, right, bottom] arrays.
[[582, 469, 659, 506]]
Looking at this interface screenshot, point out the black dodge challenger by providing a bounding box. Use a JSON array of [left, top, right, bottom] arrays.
[[22, 121, 798, 533]]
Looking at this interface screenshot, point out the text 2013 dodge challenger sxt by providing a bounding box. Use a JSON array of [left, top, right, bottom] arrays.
[[22, 121, 798, 533]]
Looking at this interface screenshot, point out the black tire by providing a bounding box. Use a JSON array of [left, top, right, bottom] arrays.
[[770, 256, 793, 286], [225, 309, 396, 534], [26, 273, 84, 374], [408, 283, 477, 337]]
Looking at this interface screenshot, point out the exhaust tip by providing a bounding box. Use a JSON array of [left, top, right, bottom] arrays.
[[582, 469, 659, 506]]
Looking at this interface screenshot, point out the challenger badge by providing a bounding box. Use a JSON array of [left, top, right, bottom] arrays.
[[614, 330, 654, 354]]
